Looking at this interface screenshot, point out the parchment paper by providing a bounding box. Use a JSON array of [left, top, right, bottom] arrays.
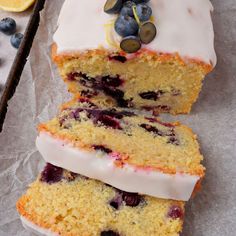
[[0, 1, 235, 235]]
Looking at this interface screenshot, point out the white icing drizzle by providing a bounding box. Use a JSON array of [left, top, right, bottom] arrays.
[[21, 216, 58, 236], [53, 0, 216, 66], [36, 132, 200, 201]]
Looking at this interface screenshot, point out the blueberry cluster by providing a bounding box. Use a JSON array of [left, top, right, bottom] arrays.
[[104, 0, 156, 53], [0, 17, 24, 49]]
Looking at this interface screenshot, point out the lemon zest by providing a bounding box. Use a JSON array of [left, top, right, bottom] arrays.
[[132, 5, 141, 26], [104, 19, 120, 50]]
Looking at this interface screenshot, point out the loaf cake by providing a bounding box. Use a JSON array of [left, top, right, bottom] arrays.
[[17, 163, 185, 236], [36, 97, 205, 201], [52, 0, 216, 114]]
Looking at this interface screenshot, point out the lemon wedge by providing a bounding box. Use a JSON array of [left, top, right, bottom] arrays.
[[0, 0, 35, 12]]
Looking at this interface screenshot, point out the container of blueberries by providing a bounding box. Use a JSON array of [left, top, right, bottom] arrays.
[[0, 0, 45, 131]]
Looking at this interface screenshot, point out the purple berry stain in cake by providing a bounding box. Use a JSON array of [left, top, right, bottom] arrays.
[[68, 107, 135, 130], [68, 71, 134, 108], [108, 54, 127, 63], [109, 190, 143, 209], [101, 75, 123, 87], [121, 191, 142, 207], [78, 98, 97, 108], [140, 123, 164, 136], [168, 136, 180, 146], [109, 194, 123, 210], [93, 145, 112, 154], [139, 90, 164, 101], [145, 117, 174, 128], [168, 205, 183, 219], [97, 114, 122, 129], [40, 163, 63, 184], [101, 230, 120, 236], [67, 72, 80, 81], [81, 89, 98, 98]]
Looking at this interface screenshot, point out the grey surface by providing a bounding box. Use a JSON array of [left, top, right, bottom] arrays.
[[0, 0, 235, 235]]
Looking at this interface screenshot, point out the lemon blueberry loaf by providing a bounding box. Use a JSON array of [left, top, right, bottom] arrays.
[[17, 164, 185, 236], [36, 97, 205, 201], [52, 0, 216, 114]]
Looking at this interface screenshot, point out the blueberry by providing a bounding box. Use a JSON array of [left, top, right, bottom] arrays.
[[40, 163, 63, 184], [115, 15, 139, 37], [120, 36, 141, 53], [139, 21, 156, 44], [139, 91, 164, 101], [120, 1, 135, 17], [101, 230, 120, 236], [136, 3, 152, 22], [168, 206, 183, 219], [93, 145, 112, 154], [122, 192, 142, 207], [108, 54, 127, 63], [10, 33, 24, 49], [104, 0, 123, 14], [109, 194, 123, 209], [132, 0, 150, 3], [102, 75, 123, 87], [0, 17, 16, 35]]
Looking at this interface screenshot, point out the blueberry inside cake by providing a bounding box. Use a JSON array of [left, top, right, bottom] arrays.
[[17, 164, 185, 236], [36, 97, 205, 201]]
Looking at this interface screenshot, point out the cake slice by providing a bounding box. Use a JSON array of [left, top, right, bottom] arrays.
[[36, 97, 205, 201], [52, 0, 216, 114], [17, 164, 185, 236]]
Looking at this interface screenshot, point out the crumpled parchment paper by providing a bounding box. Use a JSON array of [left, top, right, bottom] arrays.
[[0, 0, 235, 235]]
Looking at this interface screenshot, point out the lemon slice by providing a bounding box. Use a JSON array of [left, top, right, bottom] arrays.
[[0, 0, 35, 12]]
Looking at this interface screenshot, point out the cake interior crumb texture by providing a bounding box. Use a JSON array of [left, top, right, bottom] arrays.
[[53, 49, 210, 115], [38, 97, 205, 177], [17, 168, 184, 236]]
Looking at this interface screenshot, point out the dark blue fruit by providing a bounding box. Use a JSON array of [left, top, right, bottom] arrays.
[[139, 21, 156, 44], [40, 163, 63, 184], [136, 3, 152, 22], [10, 33, 24, 49], [120, 36, 141, 53], [101, 230, 120, 236], [122, 191, 142, 207], [0, 17, 16, 35], [93, 145, 112, 154], [104, 0, 123, 14], [120, 1, 135, 17], [139, 90, 164, 101], [132, 0, 151, 3], [115, 15, 138, 37]]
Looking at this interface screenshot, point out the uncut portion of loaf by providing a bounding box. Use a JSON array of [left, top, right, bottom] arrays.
[[52, 0, 216, 114], [17, 164, 185, 236]]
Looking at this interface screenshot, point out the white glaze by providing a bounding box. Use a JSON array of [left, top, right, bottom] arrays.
[[21, 216, 57, 236], [53, 0, 216, 66], [36, 132, 200, 201]]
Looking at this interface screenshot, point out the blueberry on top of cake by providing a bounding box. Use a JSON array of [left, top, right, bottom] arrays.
[[52, 0, 216, 114]]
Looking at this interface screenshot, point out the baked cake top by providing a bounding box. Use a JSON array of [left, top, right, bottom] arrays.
[[53, 0, 216, 66]]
